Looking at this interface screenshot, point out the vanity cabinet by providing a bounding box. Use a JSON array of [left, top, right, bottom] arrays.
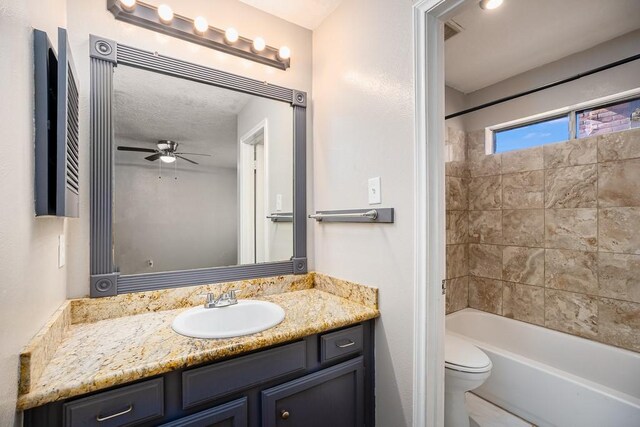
[[24, 321, 374, 427]]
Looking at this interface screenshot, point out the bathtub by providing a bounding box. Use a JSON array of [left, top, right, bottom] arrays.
[[446, 308, 640, 427]]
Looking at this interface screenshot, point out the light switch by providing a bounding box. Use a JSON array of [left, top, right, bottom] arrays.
[[58, 234, 66, 268], [276, 194, 283, 211], [368, 177, 381, 205]]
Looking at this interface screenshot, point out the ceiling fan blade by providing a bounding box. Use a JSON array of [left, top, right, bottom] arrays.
[[176, 155, 199, 165], [145, 153, 162, 161], [117, 146, 157, 153], [174, 152, 212, 157]]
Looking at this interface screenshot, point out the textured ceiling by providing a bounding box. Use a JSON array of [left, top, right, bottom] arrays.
[[238, 0, 343, 29], [445, 0, 640, 93], [113, 65, 251, 169]]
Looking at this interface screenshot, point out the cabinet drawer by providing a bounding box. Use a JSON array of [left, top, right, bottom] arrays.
[[62, 378, 163, 427], [182, 341, 306, 409], [160, 397, 247, 427], [320, 325, 363, 363]]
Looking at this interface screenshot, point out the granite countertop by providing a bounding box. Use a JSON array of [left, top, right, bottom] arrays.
[[17, 273, 379, 410]]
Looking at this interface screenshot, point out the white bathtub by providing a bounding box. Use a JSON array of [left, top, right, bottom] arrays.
[[446, 308, 640, 427]]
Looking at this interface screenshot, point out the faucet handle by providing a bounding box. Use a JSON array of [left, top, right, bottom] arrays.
[[228, 289, 240, 300], [199, 292, 216, 307]]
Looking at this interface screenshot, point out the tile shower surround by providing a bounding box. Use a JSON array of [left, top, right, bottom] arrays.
[[445, 127, 640, 353]]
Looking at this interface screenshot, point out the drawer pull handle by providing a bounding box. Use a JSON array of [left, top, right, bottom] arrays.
[[96, 405, 133, 422], [281, 410, 290, 419], [336, 340, 356, 348]]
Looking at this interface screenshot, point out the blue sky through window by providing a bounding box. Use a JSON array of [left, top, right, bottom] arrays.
[[495, 116, 569, 153]]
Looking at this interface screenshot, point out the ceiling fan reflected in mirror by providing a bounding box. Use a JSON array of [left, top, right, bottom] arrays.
[[117, 140, 211, 165]]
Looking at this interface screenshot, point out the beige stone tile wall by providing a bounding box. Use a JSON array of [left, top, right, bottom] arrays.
[[445, 126, 640, 353], [445, 127, 470, 314]]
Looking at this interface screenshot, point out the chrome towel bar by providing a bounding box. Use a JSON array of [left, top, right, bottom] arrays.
[[309, 208, 394, 223], [266, 213, 293, 222]]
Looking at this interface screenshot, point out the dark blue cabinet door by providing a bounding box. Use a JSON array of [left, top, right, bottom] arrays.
[[160, 397, 247, 427], [261, 357, 364, 427]]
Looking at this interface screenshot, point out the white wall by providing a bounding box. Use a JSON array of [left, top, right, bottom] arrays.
[[114, 161, 238, 274], [313, 1, 416, 425], [237, 97, 294, 262], [65, 0, 313, 297], [458, 29, 640, 131], [0, 0, 68, 425]]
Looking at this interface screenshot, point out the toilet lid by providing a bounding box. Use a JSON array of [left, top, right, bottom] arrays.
[[444, 334, 492, 373]]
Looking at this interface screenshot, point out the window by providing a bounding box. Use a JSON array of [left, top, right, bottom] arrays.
[[494, 116, 569, 153], [490, 94, 640, 153]]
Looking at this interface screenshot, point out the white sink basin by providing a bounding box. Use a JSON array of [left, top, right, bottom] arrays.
[[171, 300, 285, 339]]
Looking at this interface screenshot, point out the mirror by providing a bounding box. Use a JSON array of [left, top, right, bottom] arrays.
[[112, 65, 293, 275]]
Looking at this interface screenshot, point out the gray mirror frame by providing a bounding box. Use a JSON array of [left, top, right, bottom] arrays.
[[89, 34, 307, 297]]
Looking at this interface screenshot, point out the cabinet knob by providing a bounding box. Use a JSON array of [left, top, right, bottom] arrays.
[[280, 410, 290, 420]]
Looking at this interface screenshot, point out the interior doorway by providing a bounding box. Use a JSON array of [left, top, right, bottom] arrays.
[[239, 119, 269, 264]]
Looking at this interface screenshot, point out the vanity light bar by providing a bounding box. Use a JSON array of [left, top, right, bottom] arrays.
[[107, 0, 291, 70]]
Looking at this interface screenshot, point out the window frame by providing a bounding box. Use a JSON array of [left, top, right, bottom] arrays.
[[486, 89, 640, 154]]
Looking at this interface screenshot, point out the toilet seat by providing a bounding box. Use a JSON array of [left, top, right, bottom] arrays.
[[445, 334, 492, 373]]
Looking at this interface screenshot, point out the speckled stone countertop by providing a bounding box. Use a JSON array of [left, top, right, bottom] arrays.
[[17, 273, 378, 410]]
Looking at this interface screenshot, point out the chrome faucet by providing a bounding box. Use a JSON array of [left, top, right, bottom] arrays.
[[203, 290, 239, 308]]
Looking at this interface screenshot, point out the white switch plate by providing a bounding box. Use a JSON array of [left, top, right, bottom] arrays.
[[276, 194, 283, 211], [368, 177, 381, 205], [58, 234, 66, 268]]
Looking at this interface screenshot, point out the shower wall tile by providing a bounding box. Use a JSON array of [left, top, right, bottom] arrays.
[[598, 159, 640, 207], [545, 208, 598, 251], [502, 209, 544, 246], [545, 289, 598, 339], [545, 249, 598, 294], [597, 298, 640, 352], [502, 246, 544, 286], [503, 283, 544, 326], [446, 244, 468, 279], [469, 175, 502, 210], [446, 277, 469, 315], [454, 127, 640, 352], [598, 252, 640, 304], [469, 155, 502, 177], [469, 244, 502, 280], [446, 127, 467, 163], [597, 128, 640, 162], [446, 161, 468, 178], [446, 211, 468, 244], [544, 135, 597, 168], [598, 207, 640, 254], [469, 277, 503, 315], [468, 210, 502, 244], [544, 165, 597, 208], [501, 146, 543, 174], [502, 171, 544, 209], [446, 176, 468, 210]]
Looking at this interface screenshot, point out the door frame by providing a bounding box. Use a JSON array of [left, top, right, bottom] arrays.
[[412, 0, 469, 426], [238, 118, 270, 264]]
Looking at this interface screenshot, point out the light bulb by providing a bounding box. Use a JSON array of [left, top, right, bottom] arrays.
[[160, 154, 176, 163], [193, 16, 208, 34], [157, 4, 173, 24], [120, 0, 136, 12], [278, 46, 291, 61], [225, 27, 239, 44], [252, 37, 266, 52], [479, 0, 503, 10]]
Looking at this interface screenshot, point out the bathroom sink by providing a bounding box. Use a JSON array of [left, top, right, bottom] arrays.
[[171, 300, 286, 339]]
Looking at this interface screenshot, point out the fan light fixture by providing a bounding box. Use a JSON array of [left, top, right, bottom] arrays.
[[479, 0, 503, 10], [160, 153, 176, 163]]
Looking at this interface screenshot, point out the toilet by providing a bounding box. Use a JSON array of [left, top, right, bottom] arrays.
[[445, 333, 493, 427]]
